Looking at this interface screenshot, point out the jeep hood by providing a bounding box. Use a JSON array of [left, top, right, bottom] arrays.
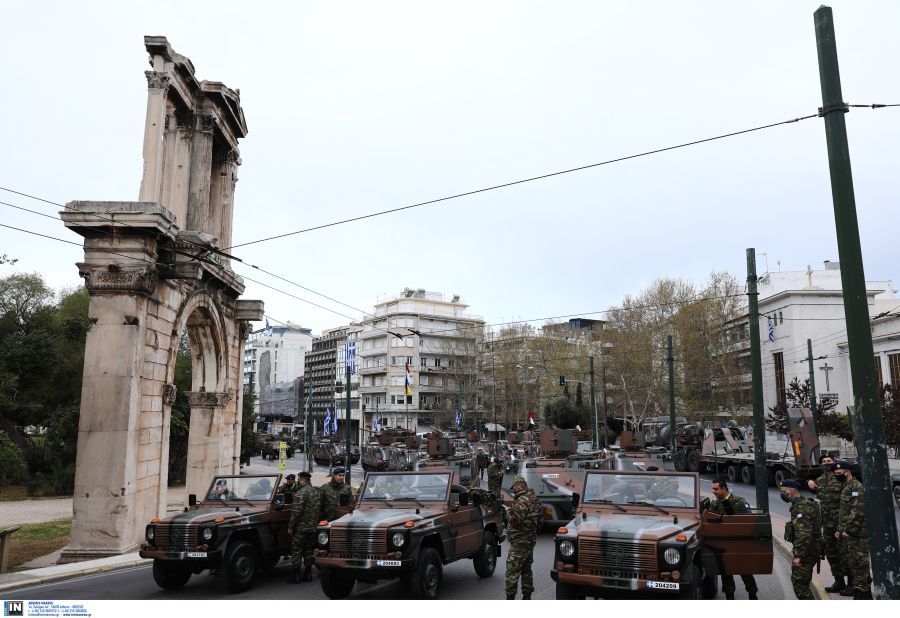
[[333, 508, 440, 528], [575, 514, 697, 541], [158, 507, 263, 526]]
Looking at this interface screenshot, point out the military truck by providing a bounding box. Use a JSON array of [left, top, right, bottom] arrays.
[[551, 469, 773, 599], [415, 433, 478, 488], [313, 468, 506, 599], [660, 407, 821, 486], [361, 442, 419, 472], [139, 474, 292, 593], [500, 430, 615, 525], [260, 437, 294, 461]]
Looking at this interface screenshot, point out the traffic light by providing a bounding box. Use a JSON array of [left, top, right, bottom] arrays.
[[559, 375, 566, 386]]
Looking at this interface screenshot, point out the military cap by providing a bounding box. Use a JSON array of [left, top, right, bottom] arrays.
[[512, 474, 526, 486], [215, 479, 228, 486], [297, 471, 311, 480], [830, 460, 852, 472], [285, 473, 296, 480], [778, 479, 802, 490], [331, 466, 346, 475]]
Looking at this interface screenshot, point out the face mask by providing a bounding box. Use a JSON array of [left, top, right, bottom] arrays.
[[837, 474, 847, 482], [779, 493, 791, 503]]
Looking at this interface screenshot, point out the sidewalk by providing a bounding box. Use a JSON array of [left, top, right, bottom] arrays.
[[0, 463, 342, 593]]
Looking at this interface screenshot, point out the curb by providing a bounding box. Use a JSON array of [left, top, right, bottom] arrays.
[[769, 512, 828, 600], [0, 554, 149, 593]]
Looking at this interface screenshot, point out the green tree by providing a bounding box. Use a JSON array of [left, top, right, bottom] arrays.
[[241, 388, 261, 467], [764, 377, 838, 435], [167, 332, 192, 484], [0, 429, 25, 487]]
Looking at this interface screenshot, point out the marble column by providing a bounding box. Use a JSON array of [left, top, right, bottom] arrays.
[[138, 68, 170, 203], [185, 113, 215, 235]]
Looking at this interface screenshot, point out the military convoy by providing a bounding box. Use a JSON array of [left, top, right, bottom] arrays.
[[139, 474, 292, 593], [313, 471, 506, 598], [551, 469, 773, 599]]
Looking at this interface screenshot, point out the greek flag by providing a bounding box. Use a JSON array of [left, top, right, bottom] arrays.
[[373, 415, 380, 433], [768, 317, 775, 343], [455, 410, 462, 428], [330, 408, 338, 435], [345, 341, 356, 374], [323, 407, 332, 436], [264, 317, 272, 337]]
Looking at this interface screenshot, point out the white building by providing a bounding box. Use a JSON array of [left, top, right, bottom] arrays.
[[243, 322, 313, 417], [746, 260, 895, 415], [357, 288, 485, 439]]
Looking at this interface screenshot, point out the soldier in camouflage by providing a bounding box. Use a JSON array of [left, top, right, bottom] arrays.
[[319, 466, 354, 522], [504, 475, 543, 600], [287, 471, 320, 583], [487, 457, 504, 495], [278, 473, 298, 495], [709, 478, 759, 600], [832, 461, 873, 599], [779, 479, 821, 599], [807, 454, 848, 592]]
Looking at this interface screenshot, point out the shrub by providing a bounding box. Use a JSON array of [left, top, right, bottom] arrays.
[[0, 430, 25, 487]]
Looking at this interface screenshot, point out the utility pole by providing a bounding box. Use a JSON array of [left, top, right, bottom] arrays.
[[589, 356, 598, 449], [666, 336, 676, 456], [814, 5, 899, 598], [746, 248, 768, 513], [601, 356, 608, 448], [807, 339, 820, 438]]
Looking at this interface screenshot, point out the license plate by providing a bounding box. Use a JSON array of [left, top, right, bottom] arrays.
[[187, 552, 207, 558], [647, 581, 679, 590], [376, 560, 401, 567]]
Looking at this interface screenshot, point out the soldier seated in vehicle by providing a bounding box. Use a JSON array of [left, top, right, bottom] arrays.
[[602, 478, 636, 504], [247, 478, 272, 499], [209, 478, 230, 500]]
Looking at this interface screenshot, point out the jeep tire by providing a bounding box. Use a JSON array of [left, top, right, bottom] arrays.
[[152, 560, 191, 590], [410, 547, 443, 599], [473, 531, 497, 578], [320, 567, 356, 599], [556, 581, 586, 600], [222, 540, 258, 593]]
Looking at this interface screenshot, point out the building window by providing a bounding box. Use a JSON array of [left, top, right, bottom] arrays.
[[773, 351, 785, 404], [421, 357, 428, 367], [889, 353, 900, 390], [875, 355, 884, 392], [434, 358, 442, 368]]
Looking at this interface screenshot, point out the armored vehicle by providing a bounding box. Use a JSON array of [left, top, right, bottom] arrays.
[[500, 430, 615, 525], [415, 433, 477, 488], [311, 440, 348, 467], [313, 469, 506, 599], [260, 437, 294, 461], [551, 469, 773, 599], [139, 474, 291, 593], [361, 442, 418, 472]]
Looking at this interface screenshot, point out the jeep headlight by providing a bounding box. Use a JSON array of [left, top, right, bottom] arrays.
[[317, 531, 330, 547], [145, 525, 155, 543], [390, 531, 406, 549], [663, 547, 681, 566], [201, 526, 214, 542], [558, 539, 576, 560]]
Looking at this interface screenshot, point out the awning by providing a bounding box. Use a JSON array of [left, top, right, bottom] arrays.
[[484, 422, 506, 432]]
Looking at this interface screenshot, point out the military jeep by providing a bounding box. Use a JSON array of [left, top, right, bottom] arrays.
[[139, 474, 292, 593], [551, 470, 773, 599], [313, 470, 506, 599]]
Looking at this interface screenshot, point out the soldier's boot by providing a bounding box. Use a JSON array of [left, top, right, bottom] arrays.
[[748, 593, 758, 600], [522, 593, 532, 600], [853, 590, 872, 600], [724, 592, 735, 600], [301, 565, 313, 582], [506, 595, 515, 600], [839, 587, 855, 597], [825, 577, 846, 593], [286, 570, 301, 584]]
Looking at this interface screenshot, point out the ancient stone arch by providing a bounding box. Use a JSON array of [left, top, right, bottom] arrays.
[[58, 37, 263, 562]]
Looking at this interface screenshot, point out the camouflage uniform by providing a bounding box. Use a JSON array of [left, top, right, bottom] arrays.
[[785, 495, 821, 599], [319, 479, 354, 522], [836, 477, 872, 596], [504, 485, 543, 599], [809, 470, 847, 584], [708, 491, 759, 599], [278, 481, 297, 495], [288, 481, 321, 581], [487, 461, 504, 495]]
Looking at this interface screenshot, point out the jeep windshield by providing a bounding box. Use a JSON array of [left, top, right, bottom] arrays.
[[582, 471, 697, 507], [204, 475, 280, 502], [361, 472, 450, 501]]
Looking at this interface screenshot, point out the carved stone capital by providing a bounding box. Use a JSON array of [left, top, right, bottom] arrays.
[[163, 384, 177, 405], [145, 70, 170, 91], [194, 113, 217, 133], [239, 321, 252, 342], [77, 264, 158, 296], [185, 391, 232, 408]]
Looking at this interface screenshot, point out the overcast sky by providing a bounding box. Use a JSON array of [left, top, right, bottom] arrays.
[[3, 1, 899, 335]]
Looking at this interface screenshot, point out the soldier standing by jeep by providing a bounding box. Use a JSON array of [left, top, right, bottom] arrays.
[[709, 478, 759, 600], [504, 475, 542, 600], [287, 471, 320, 583], [807, 454, 848, 592], [487, 457, 504, 495], [833, 461, 873, 599], [278, 473, 298, 496], [319, 467, 354, 522], [779, 479, 821, 599]]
